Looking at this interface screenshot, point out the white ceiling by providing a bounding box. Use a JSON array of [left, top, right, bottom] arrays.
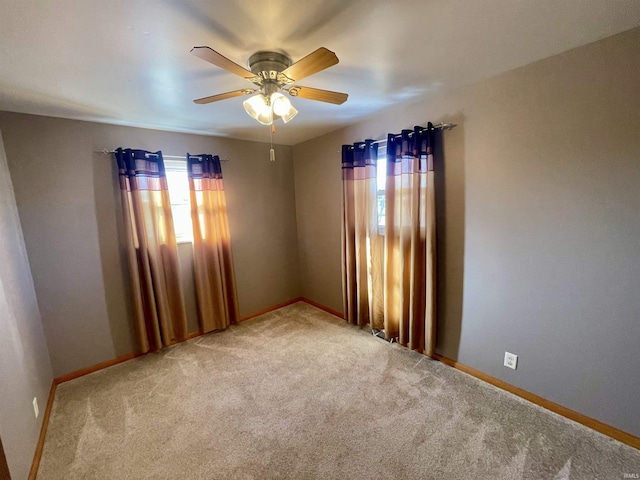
[[1, 0, 640, 146]]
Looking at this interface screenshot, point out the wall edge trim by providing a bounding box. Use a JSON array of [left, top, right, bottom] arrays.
[[238, 297, 304, 322], [53, 352, 144, 385], [53, 297, 306, 385], [300, 298, 639, 450], [27, 382, 56, 480], [32, 298, 306, 475], [300, 297, 344, 319], [432, 353, 640, 450]]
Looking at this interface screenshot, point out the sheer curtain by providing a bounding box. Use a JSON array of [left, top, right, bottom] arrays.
[[187, 154, 239, 332], [115, 148, 188, 353], [341, 124, 437, 357]]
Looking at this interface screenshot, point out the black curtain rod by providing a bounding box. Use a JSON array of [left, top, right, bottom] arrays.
[[369, 122, 456, 145], [96, 150, 230, 162]]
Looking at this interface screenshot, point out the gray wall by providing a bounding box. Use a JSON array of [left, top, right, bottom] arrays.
[[0, 114, 300, 377], [293, 28, 640, 437], [0, 132, 53, 480]]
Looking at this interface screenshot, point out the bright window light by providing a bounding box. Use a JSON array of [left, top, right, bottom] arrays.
[[376, 147, 386, 231], [164, 159, 193, 243]]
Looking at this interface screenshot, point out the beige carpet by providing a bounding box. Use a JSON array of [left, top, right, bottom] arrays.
[[37, 302, 640, 479]]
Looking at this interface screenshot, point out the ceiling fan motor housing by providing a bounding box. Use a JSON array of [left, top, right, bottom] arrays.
[[248, 51, 293, 86]]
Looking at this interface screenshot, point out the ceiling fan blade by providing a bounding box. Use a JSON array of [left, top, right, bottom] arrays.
[[193, 89, 255, 104], [191, 46, 255, 79], [280, 47, 339, 82], [288, 86, 348, 105]]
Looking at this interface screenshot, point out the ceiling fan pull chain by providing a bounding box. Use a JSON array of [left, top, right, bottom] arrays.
[[270, 124, 276, 162]]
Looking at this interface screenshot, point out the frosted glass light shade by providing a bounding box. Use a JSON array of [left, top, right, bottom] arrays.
[[271, 92, 298, 123], [281, 105, 298, 123], [271, 93, 290, 116], [243, 95, 272, 125], [254, 109, 273, 125]]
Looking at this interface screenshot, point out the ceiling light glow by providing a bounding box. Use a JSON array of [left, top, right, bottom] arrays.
[[243, 91, 297, 125], [243, 94, 273, 125]]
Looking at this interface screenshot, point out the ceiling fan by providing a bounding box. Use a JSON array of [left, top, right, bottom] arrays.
[[191, 46, 348, 125]]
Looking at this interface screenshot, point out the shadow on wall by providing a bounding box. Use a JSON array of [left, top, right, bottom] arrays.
[[92, 151, 138, 356], [434, 114, 466, 361]]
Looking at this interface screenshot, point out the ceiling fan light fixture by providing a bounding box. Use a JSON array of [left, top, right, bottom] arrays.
[[243, 93, 274, 125], [271, 92, 298, 123], [255, 109, 273, 125], [281, 104, 298, 123], [243, 94, 269, 119], [270, 92, 290, 116]]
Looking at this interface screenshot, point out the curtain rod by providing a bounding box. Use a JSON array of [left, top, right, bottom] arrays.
[[95, 149, 230, 162], [96, 123, 456, 157], [369, 122, 456, 145]]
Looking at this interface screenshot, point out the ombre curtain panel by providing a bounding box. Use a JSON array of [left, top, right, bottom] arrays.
[[115, 148, 188, 353], [341, 124, 437, 356], [341, 140, 384, 330], [187, 154, 239, 332], [384, 125, 436, 356]]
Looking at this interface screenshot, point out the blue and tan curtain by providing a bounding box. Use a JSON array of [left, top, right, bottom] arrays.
[[187, 154, 239, 332], [341, 140, 384, 330], [115, 148, 188, 353], [341, 124, 437, 356], [385, 126, 436, 355]]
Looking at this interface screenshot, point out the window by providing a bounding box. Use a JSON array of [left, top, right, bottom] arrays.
[[376, 146, 386, 230], [164, 160, 193, 242]]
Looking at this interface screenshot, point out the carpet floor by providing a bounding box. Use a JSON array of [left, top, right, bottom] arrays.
[[37, 302, 640, 479]]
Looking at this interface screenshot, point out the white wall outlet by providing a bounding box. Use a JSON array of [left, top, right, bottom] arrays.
[[33, 397, 39, 418], [504, 352, 518, 370]]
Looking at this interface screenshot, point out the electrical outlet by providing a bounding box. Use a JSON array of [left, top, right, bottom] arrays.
[[504, 352, 518, 370], [33, 397, 39, 418]]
